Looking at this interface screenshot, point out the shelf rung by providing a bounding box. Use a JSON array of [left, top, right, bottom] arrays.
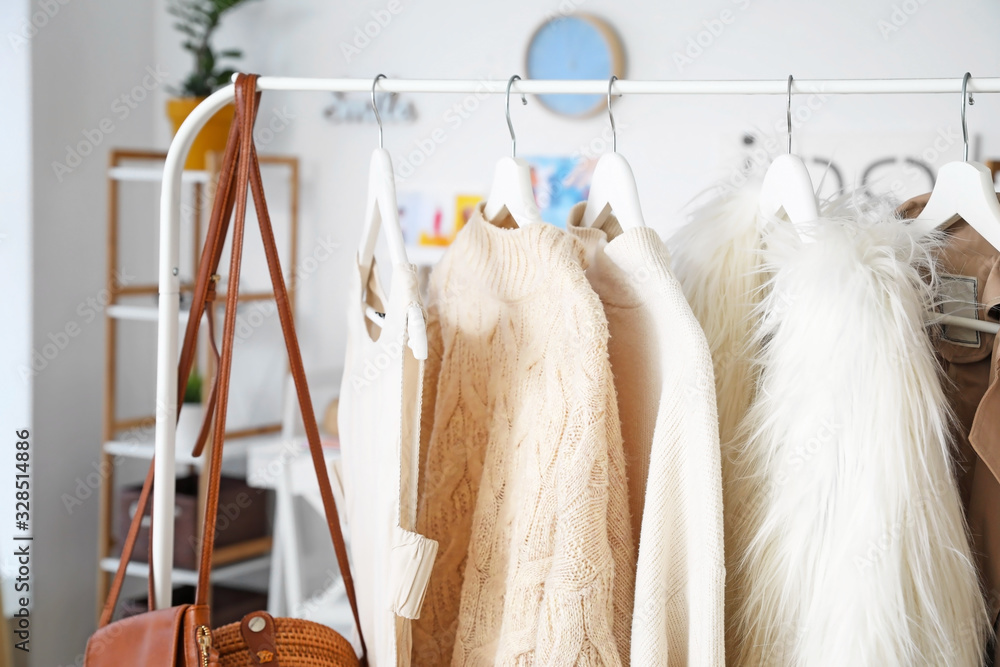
[[110, 415, 156, 432], [107, 304, 192, 322], [213, 536, 273, 566], [115, 283, 197, 296], [99, 555, 270, 586], [103, 429, 283, 465], [212, 291, 279, 303], [109, 165, 211, 184], [108, 296, 277, 322]]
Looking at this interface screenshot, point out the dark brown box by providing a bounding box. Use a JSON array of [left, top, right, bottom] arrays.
[[117, 474, 270, 570], [121, 585, 268, 627]]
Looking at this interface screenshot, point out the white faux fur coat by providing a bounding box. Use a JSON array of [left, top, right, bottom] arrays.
[[731, 210, 987, 666], [672, 179, 988, 665]]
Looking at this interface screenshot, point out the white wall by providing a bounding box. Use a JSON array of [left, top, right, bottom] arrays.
[[152, 0, 1000, 380], [10, 0, 1000, 662], [30, 0, 156, 664]]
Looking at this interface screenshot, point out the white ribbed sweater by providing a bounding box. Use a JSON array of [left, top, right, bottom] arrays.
[[567, 205, 726, 667], [413, 205, 635, 666], [669, 185, 769, 662]]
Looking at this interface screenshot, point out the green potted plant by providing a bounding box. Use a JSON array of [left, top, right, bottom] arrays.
[[166, 0, 255, 169], [177, 369, 206, 450], [183, 368, 204, 405]]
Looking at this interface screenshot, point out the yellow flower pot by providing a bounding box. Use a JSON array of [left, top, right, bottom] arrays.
[[166, 97, 236, 170]]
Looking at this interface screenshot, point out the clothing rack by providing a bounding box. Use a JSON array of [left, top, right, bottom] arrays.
[[150, 75, 1000, 609]]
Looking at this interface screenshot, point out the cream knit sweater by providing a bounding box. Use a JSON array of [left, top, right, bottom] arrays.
[[669, 185, 769, 662], [567, 205, 726, 667], [413, 205, 635, 666]]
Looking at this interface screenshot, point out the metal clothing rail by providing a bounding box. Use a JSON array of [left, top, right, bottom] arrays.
[[151, 75, 1000, 608]]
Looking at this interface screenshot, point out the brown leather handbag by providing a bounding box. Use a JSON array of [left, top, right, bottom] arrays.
[[86, 73, 367, 667]]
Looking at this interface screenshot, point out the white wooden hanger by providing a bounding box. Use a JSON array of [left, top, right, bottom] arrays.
[[358, 75, 428, 359], [758, 76, 819, 235], [483, 75, 544, 227], [912, 73, 1000, 251], [581, 76, 646, 230], [911, 73, 1000, 335]]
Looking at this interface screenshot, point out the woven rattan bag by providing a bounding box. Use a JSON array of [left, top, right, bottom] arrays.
[[214, 616, 357, 666]]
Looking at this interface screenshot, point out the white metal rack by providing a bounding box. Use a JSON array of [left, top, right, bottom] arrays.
[[102, 148, 292, 612], [150, 75, 1000, 609]]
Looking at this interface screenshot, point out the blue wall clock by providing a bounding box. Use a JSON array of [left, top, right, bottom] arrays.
[[526, 14, 626, 118]]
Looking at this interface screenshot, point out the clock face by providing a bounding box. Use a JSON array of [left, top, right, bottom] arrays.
[[526, 15, 624, 118]]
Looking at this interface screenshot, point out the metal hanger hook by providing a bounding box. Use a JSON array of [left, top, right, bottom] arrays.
[[961, 72, 974, 162], [786, 74, 794, 154], [372, 74, 386, 149], [607, 75, 619, 153], [506, 75, 527, 158]]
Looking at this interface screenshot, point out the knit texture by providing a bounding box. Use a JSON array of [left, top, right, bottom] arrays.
[[413, 204, 635, 666], [567, 205, 726, 667], [669, 182, 769, 661]]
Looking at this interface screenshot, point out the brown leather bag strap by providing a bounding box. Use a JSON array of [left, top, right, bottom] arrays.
[[97, 84, 252, 628], [244, 99, 369, 665], [195, 72, 257, 605], [193, 73, 367, 663], [176, 99, 245, 413], [181, 92, 258, 459], [99, 458, 156, 627], [192, 308, 222, 458], [101, 75, 368, 665]]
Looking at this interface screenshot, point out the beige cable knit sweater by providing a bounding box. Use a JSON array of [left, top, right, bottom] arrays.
[[413, 204, 635, 666], [567, 205, 726, 667]]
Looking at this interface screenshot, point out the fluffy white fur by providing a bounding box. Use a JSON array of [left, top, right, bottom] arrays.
[[731, 207, 988, 666], [670, 181, 772, 660], [670, 183, 768, 449]]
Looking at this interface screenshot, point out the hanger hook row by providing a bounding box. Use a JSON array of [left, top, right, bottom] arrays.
[[786, 74, 794, 155], [962, 72, 973, 162], [372, 73, 387, 149], [506, 74, 527, 158], [608, 75, 619, 153]]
